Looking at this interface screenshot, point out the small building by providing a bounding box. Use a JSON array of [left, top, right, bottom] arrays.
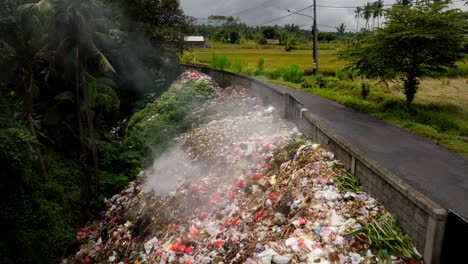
[[266, 39, 280, 45], [184, 36, 210, 48]]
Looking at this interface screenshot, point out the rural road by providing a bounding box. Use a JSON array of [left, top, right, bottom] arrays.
[[274, 84, 468, 220]]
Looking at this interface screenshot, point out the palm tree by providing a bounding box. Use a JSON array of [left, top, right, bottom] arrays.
[[19, 0, 118, 198], [336, 23, 346, 38], [57, 0, 117, 197], [14, 0, 57, 182], [354, 7, 362, 32], [363, 2, 373, 31], [373, 0, 384, 28]]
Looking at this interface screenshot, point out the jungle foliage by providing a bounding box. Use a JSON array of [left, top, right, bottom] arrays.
[[0, 0, 193, 262]]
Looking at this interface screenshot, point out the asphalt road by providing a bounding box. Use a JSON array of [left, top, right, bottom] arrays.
[[275, 84, 468, 220]]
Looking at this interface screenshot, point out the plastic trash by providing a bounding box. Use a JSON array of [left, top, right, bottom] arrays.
[[144, 237, 158, 254]]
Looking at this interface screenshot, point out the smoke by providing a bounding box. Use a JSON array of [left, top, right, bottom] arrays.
[[142, 81, 299, 198], [144, 146, 205, 194]]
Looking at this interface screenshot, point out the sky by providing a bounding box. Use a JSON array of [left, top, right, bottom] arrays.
[[179, 0, 467, 32]]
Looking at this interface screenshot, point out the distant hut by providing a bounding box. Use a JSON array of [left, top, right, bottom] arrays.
[[266, 39, 280, 45], [184, 36, 210, 48]]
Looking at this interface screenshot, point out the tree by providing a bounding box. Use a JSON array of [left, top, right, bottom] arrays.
[[339, 1, 466, 106], [336, 23, 346, 36], [354, 7, 362, 32], [262, 26, 278, 39], [229, 31, 240, 44], [372, 0, 384, 28], [363, 2, 373, 30]]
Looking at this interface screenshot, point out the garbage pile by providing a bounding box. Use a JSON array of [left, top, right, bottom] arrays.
[[63, 70, 419, 264]]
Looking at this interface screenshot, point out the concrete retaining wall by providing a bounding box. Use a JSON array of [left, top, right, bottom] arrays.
[[181, 65, 447, 263]]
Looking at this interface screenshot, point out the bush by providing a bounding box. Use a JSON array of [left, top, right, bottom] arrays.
[[231, 59, 247, 73], [127, 80, 213, 165], [177, 50, 199, 64], [242, 67, 256, 77], [256, 56, 264, 74], [301, 80, 313, 88], [283, 64, 304, 83], [210, 54, 231, 70], [336, 68, 358, 80], [268, 67, 284, 80]]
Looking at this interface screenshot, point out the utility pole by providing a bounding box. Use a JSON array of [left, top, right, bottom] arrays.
[[313, 0, 319, 75]]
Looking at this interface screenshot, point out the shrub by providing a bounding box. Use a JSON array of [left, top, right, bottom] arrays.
[[177, 50, 199, 65], [231, 59, 247, 73], [268, 67, 284, 80], [256, 56, 264, 75], [283, 64, 304, 83], [336, 68, 358, 80], [127, 80, 213, 164], [313, 74, 326, 88], [301, 81, 313, 88], [242, 67, 256, 77], [210, 54, 231, 70]]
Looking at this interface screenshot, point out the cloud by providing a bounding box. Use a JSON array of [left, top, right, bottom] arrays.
[[180, 0, 467, 32]]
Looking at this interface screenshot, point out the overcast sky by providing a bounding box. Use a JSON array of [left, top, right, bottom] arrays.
[[179, 0, 467, 32]]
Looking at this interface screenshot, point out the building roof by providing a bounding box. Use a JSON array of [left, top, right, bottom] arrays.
[[266, 39, 280, 45], [185, 36, 205, 42]]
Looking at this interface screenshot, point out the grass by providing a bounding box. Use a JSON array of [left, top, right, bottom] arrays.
[[193, 47, 346, 75]]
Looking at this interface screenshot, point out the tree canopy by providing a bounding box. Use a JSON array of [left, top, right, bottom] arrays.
[[0, 0, 194, 262], [340, 0, 467, 105]]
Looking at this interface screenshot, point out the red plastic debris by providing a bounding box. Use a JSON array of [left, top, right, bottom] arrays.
[[261, 144, 270, 152], [219, 222, 228, 230], [189, 228, 198, 236], [235, 180, 244, 188], [184, 247, 194, 254], [251, 173, 262, 180], [228, 192, 236, 200], [262, 156, 269, 161], [170, 241, 181, 251], [298, 217, 307, 225], [267, 192, 277, 199], [185, 260, 193, 264], [178, 245, 187, 253], [190, 73, 197, 78], [297, 240, 304, 246], [253, 208, 266, 221], [198, 212, 208, 220], [231, 216, 239, 226], [214, 241, 224, 247], [84, 256, 92, 263]]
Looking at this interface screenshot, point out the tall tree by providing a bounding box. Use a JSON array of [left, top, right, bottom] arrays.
[[336, 23, 346, 37], [363, 2, 373, 30], [340, 1, 467, 106], [354, 7, 362, 32], [373, 0, 385, 28]]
